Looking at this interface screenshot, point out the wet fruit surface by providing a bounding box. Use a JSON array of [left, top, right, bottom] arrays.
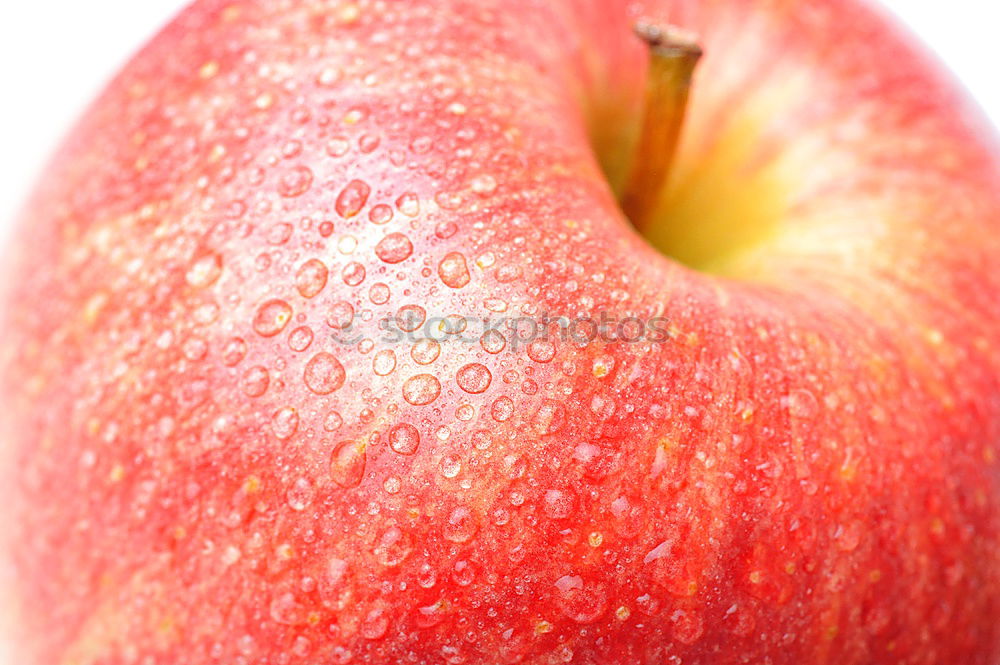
[[1, 0, 1000, 663]]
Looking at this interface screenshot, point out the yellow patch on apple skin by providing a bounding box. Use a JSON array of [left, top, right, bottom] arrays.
[[534, 619, 554, 635], [220, 5, 242, 23], [82, 292, 109, 327], [198, 61, 220, 80], [630, 60, 816, 275], [648, 116, 788, 273]]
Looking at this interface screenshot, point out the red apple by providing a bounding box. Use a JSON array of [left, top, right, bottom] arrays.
[[2, 0, 1000, 662]]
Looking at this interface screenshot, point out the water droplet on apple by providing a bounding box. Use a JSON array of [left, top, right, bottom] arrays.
[[242, 365, 270, 397], [383, 476, 401, 494], [635, 593, 661, 616], [369, 282, 391, 304], [295, 259, 329, 298], [375, 232, 413, 264], [483, 297, 508, 313], [672, 609, 705, 645], [396, 192, 419, 217], [369, 204, 393, 224], [554, 575, 607, 624], [373, 349, 397, 376], [335, 179, 371, 218], [480, 330, 506, 354], [278, 165, 314, 198], [342, 261, 366, 286], [222, 336, 248, 366], [326, 301, 355, 330], [590, 393, 617, 419], [403, 373, 442, 405], [283, 138, 303, 160], [835, 520, 862, 552], [543, 489, 575, 519], [327, 136, 350, 157], [304, 352, 346, 395], [438, 314, 467, 335], [186, 252, 223, 288], [787, 388, 819, 419], [414, 599, 448, 629], [182, 336, 207, 361], [452, 559, 476, 586], [491, 396, 514, 422], [287, 477, 315, 511], [438, 252, 471, 288], [269, 591, 307, 625], [272, 406, 300, 439], [324, 410, 344, 432], [292, 636, 312, 657], [237, 634, 257, 656], [267, 222, 294, 245], [358, 133, 380, 153], [532, 399, 566, 435], [397, 561, 427, 590], [396, 304, 426, 332], [253, 299, 293, 337], [288, 325, 314, 352], [470, 174, 497, 195], [456, 363, 492, 394], [610, 495, 644, 538], [360, 607, 389, 640], [527, 339, 556, 363], [443, 506, 478, 543], [375, 526, 412, 567], [411, 339, 440, 365], [330, 440, 366, 488], [388, 423, 420, 455], [435, 221, 458, 239], [193, 301, 219, 325], [440, 455, 462, 478], [864, 604, 891, 635], [471, 429, 493, 450], [435, 190, 464, 210]]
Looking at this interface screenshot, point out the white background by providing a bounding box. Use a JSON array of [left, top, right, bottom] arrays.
[[0, 0, 999, 661]]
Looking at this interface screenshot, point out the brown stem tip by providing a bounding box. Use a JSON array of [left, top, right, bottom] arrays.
[[632, 22, 704, 59]]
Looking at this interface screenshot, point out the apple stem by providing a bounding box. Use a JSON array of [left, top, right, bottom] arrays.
[[621, 23, 702, 234]]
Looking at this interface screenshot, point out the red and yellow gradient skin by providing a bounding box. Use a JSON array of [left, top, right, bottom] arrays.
[[2, 0, 1000, 663]]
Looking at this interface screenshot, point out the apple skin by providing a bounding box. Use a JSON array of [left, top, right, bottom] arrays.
[[2, 0, 1000, 662]]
